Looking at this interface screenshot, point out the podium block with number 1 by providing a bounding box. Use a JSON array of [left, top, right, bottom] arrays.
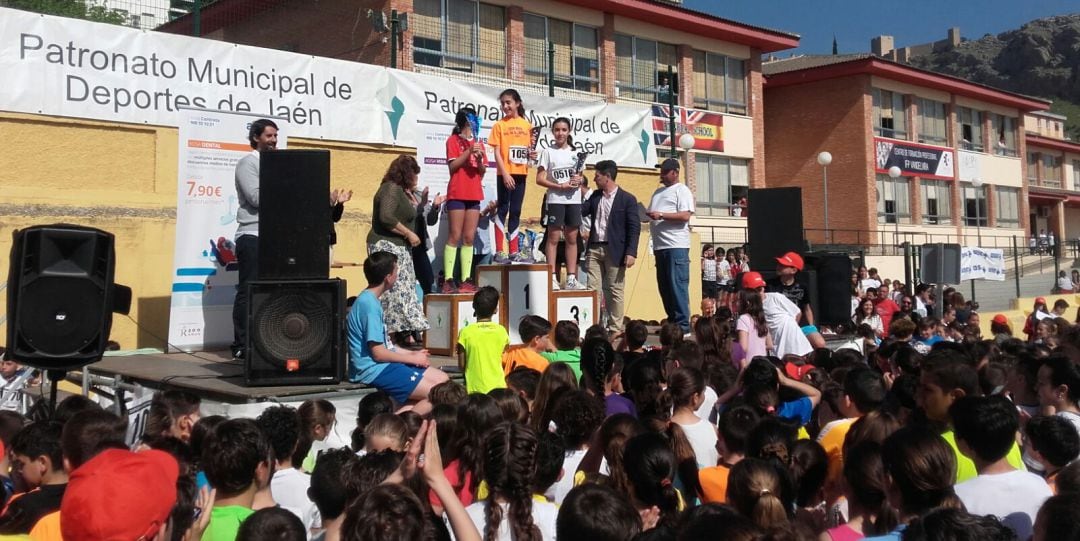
[[477, 264, 551, 344]]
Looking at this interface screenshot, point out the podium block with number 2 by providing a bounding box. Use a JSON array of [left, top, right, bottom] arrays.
[[477, 264, 551, 344], [423, 293, 502, 356]]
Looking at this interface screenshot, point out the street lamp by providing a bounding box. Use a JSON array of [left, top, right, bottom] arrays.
[[678, 133, 696, 177], [971, 177, 983, 246], [817, 151, 832, 244], [888, 166, 902, 247]]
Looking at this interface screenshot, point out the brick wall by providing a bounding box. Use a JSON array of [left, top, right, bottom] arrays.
[[218, 0, 393, 64], [763, 74, 875, 245], [748, 50, 765, 188]]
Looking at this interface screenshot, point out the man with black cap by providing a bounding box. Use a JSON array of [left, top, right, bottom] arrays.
[[647, 158, 695, 333]]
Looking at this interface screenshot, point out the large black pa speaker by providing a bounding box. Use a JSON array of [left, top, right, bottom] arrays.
[[748, 187, 804, 272], [6, 225, 131, 370], [259, 150, 331, 280], [802, 252, 853, 327], [245, 279, 345, 386]]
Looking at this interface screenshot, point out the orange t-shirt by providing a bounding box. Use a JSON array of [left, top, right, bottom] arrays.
[[699, 463, 731, 504], [29, 510, 61, 541], [502, 346, 549, 375], [817, 417, 857, 487], [489, 116, 533, 176]]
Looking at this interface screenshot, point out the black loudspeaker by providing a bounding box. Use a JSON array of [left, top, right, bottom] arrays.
[[259, 150, 331, 280], [920, 243, 962, 285], [748, 187, 804, 272], [802, 252, 854, 327], [245, 279, 345, 386], [6, 225, 130, 370]]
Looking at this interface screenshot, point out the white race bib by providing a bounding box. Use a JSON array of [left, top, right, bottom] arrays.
[[509, 146, 529, 165]]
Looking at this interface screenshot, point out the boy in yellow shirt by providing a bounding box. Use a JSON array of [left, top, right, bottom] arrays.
[[457, 286, 510, 393]]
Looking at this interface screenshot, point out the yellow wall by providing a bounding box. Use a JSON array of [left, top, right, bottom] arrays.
[[0, 112, 690, 350]]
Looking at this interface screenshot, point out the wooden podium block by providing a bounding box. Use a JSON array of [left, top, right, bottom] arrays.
[[476, 263, 551, 344], [550, 290, 599, 329], [423, 293, 502, 357]]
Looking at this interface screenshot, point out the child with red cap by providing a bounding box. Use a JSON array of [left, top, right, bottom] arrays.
[[60, 448, 179, 540]]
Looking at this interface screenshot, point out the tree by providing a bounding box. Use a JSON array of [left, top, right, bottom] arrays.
[[832, 35, 839, 55], [2, 0, 128, 25]]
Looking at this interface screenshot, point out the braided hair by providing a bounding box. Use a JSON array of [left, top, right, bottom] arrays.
[[580, 338, 616, 395], [482, 422, 541, 541]]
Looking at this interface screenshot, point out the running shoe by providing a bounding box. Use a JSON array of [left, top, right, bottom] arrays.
[[551, 275, 561, 291], [457, 280, 477, 294]]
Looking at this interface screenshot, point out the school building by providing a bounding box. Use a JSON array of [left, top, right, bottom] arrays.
[[1024, 110, 1080, 247], [761, 53, 1051, 250]]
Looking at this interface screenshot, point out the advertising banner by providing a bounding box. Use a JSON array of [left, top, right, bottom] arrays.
[[0, 7, 657, 168], [960, 246, 1005, 281], [0, 7, 384, 142], [651, 105, 725, 152], [874, 138, 955, 180], [388, 69, 656, 169], [167, 109, 288, 351]]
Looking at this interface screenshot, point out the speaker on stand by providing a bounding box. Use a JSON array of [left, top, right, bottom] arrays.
[[801, 252, 854, 328], [6, 224, 131, 410], [246, 149, 345, 386]]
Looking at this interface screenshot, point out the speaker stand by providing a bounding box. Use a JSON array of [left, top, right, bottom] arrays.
[[46, 370, 65, 418]]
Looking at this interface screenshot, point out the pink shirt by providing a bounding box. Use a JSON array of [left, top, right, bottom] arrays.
[[737, 313, 768, 362]]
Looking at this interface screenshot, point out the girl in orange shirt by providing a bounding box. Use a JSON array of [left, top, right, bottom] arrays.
[[489, 89, 534, 262]]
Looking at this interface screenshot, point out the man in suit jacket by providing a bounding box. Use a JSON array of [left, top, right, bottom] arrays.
[[582, 160, 641, 336]]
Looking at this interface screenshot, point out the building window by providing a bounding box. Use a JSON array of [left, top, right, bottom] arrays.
[[691, 51, 747, 115], [523, 14, 599, 93], [995, 186, 1020, 228], [615, 34, 678, 103], [872, 89, 907, 140], [413, 0, 506, 77], [1043, 154, 1062, 187], [920, 180, 952, 225], [1074, 160, 1080, 191], [1027, 152, 1039, 183], [993, 114, 1018, 156], [957, 107, 984, 152], [876, 174, 911, 224], [918, 99, 948, 146], [961, 182, 988, 226], [695, 155, 749, 217]]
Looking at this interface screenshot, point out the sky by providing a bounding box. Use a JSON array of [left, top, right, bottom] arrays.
[[684, 0, 1080, 56]]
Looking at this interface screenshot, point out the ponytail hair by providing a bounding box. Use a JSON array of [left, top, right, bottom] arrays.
[[483, 422, 541, 541], [623, 433, 682, 529], [552, 117, 574, 149], [453, 107, 477, 136], [737, 289, 768, 337], [844, 441, 899, 536], [662, 367, 706, 411], [499, 89, 526, 118], [726, 458, 793, 529]]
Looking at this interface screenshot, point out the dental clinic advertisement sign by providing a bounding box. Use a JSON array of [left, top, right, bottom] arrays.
[[874, 138, 955, 180], [167, 109, 288, 351]]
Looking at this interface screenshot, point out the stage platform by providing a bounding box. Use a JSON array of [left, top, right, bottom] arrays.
[[85, 349, 461, 404]]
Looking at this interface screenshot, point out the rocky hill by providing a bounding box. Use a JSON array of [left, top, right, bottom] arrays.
[[908, 13, 1080, 138]]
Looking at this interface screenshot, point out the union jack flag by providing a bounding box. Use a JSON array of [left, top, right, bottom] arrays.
[[650, 105, 725, 152]]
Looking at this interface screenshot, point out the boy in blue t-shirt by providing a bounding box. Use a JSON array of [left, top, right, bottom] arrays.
[[347, 251, 449, 415]]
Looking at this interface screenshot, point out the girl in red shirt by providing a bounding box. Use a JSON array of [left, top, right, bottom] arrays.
[[443, 107, 487, 292]]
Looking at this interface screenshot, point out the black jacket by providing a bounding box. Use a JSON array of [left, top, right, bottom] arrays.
[[583, 187, 641, 267]]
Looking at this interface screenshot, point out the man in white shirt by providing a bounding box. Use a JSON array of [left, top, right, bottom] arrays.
[[953, 396, 1051, 540], [647, 158, 695, 333]]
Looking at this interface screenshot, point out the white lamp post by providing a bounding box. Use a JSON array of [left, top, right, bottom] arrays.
[[817, 151, 833, 243], [888, 166, 903, 247], [678, 133, 696, 187], [971, 177, 984, 246]]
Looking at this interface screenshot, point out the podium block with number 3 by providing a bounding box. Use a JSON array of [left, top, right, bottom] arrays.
[[550, 290, 599, 330]]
